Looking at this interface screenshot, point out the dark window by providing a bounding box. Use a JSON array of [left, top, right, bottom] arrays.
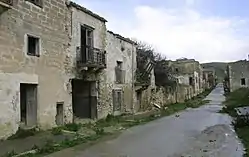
[[241, 78, 246, 85], [26, 0, 43, 7], [115, 61, 125, 84], [27, 35, 40, 57], [175, 68, 178, 72], [81, 25, 94, 47], [117, 61, 123, 69], [189, 77, 193, 85]]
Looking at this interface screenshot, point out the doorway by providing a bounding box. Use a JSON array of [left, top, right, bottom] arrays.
[[56, 102, 64, 126], [72, 79, 97, 119], [136, 90, 142, 112], [20, 83, 38, 128]]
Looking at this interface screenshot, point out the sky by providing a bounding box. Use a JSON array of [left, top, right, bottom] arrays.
[[73, 0, 249, 63]]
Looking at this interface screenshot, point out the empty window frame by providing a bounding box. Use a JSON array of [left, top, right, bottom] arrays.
[[241, 78, 246, 85], [81, 25, 94, 47], [26, 35, 40, 57], [189, 77, 194, 86], [116, 61, 123, 69], [115, 61, 125, 84]]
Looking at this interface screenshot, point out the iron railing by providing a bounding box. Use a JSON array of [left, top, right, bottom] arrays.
[[76, 45, 106, 68], [0, 0, 13, 5]]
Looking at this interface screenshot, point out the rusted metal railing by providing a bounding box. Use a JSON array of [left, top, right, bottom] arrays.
[[76, 45, 106, 68]]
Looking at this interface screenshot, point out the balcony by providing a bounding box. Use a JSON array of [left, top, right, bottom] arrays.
[[76, 45, 106, 70], [0, 0, 12, 14]]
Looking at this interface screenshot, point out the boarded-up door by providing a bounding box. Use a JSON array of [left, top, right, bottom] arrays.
[[56, 103, 64, 126], [72, 79, 93, 119], [23, 84, 37, 127], [112, 89, 123, 115]]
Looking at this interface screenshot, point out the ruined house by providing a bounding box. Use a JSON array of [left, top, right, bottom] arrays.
[[226, 60, 249, 92], [135, 53, 156, 111], [0, 0, 73, 139], [203, 68, 216, 90], [106, 31, 136, 115], [169, 58, 203, 99], [67, 2, 139, 119], [67, 2, 108, 120]]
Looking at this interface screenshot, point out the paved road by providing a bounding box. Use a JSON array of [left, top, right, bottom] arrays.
[[48, 84, 245, 157]]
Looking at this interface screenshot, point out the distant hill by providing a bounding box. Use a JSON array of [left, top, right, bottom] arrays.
[[201, 62, 228, 82]]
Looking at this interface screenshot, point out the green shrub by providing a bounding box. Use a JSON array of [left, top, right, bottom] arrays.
[[233, 115, 249, 129], [94, 127, 105, 135], [51, 127, 63, 135], [63, 123, 81, 132]]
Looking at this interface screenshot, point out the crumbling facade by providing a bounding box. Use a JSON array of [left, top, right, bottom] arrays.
[[203, 68, 216, 90], [105, 31, 136, 116], [225, 60, 249, 92], [0, 0, 215, 140], [68, 2, 138, 119], [67, 2, 108, 120], [169, 58, 203, 97], [0, 0, 73, 139]]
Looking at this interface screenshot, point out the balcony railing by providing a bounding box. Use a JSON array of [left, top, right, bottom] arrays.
[[0, 0, 13, 6], [76, 45, 106, 69]]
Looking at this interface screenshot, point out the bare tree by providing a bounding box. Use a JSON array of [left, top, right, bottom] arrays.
[[135, 40, 176, 88]]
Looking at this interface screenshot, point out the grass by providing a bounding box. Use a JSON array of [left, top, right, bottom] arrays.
[[232, 115, 249, 157], [11, 89, 212, 157], [221, 88, 249, 157]]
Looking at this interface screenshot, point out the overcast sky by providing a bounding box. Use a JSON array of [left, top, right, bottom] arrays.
[[73, 0, 249, 63]]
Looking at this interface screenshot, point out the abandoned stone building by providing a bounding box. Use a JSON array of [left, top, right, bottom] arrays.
[[203, 68, 216, 90], [68, 2, 148, 119], [0, 0, 73, 139], [0, 0, 215, 140], [134, 56, 156, 111], [67, 1, 109, 120], [169, 58, 203, 97], [105, 31, 136, 115], [226, 60, 249, 92], [0, 0, 140, 139]]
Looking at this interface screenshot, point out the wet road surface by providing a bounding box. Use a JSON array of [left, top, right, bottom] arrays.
[[49, 84, 245, 157]]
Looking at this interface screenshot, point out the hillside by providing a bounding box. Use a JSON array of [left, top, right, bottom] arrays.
[[201, 62, 228, 82]]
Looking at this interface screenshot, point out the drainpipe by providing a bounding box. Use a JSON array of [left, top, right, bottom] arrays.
[[131, 43, 135, 114]]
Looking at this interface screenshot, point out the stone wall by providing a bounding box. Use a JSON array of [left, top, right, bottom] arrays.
[[169, 59, 203, 95], [96, 31, 136, 118], [0, 0, 73, 139], [227, 60, 249, 92], [69, 4, 108, 119]]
